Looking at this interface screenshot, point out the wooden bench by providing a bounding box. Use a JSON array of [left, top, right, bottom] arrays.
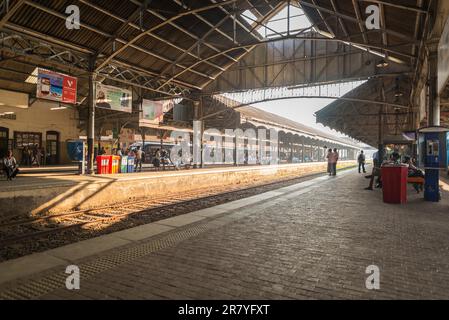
[[407, 177, 425, 194], [407, 177, 425, 185]]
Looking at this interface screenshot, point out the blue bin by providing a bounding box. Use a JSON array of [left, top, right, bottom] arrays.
[[127, 156, 135, 173]]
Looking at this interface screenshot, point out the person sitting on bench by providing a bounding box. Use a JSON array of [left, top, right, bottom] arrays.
[[365, 150, 382, 190], [3, 150, 19, 181], [365, 152, 397, 191], [404, 156, 425, 194]]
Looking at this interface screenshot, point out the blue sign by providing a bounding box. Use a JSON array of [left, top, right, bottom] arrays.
[[67, 140, 84, 162]]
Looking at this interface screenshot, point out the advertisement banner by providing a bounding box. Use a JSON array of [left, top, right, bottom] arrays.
[[139, 99, 174, 126], [95, 83, 132, 113], [37, 69, 77, 104]]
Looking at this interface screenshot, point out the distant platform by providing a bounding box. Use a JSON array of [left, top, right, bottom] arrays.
[[0, 162, 356, 218]]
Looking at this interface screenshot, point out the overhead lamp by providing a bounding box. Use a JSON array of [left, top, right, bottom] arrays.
[[50, 106, 68, 111], [394, 77, 403, 97], [376, 59, 389, 68]]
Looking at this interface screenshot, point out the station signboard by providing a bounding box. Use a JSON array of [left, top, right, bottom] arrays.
[[37, 69, 77, 104], [95, 83, 132, 113], [139, 99, 174, 126]]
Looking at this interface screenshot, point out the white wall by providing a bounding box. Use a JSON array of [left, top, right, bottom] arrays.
[[0, 99, 79, 164]]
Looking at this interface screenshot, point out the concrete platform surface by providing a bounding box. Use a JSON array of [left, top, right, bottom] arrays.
[[1, 169, 449, 299]]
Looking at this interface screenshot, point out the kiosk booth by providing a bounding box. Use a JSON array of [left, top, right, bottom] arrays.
[[418, 127, 449, 202]]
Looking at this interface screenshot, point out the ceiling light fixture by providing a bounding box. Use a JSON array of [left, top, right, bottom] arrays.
[[376, 59, 389, 68]]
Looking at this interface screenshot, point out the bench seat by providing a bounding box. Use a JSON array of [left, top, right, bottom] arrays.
[[407, 177, 425, 185]]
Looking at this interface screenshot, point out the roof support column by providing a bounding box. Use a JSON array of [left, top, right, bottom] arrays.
[[193, 99, 203, 169], [87, 60, 97, 174], [378, 85, 386, 162], [428, 51, 440, 126]]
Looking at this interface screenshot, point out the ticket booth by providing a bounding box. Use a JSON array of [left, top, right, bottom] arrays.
[[418, 127, 449, 202]]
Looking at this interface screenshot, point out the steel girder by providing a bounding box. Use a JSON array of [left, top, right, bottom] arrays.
[[0, 29, 192, 99]]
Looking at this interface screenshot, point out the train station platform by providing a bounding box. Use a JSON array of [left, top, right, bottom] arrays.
[[0, 162, 355, 218], [0, 168, 448, 299]]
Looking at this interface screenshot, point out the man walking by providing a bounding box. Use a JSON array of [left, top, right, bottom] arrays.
[[358, 150, 366, 174]]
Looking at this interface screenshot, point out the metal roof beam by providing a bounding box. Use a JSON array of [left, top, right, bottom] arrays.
[[22, 0, 214, 81], [79, 0, 225, 73], [0, 0, 26, 29], [157, 13, 233, 80], [357, 0, 428, 14], [98, 0, 241, 72], [129, 0, 238, 63], [310, 0, 335, 37], [329, 0, 349, 39], [298, 0, 418, 44]]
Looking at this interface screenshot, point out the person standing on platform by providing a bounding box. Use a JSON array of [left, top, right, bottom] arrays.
[[326, 148, 333, 176], [3, 150, 19, 181], [99, 146, 106, 156], [332, 148, 339, 176], [135, 146, 143, 172], [358, 150, 366, 174]]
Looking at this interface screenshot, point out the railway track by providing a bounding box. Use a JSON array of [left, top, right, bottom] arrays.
[[0, 168, 353, 261]]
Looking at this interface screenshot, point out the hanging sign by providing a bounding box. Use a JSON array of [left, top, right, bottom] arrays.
[[37, 69, 77, 104], [95, 83, 132, 113], [139, 99, 174, 126]]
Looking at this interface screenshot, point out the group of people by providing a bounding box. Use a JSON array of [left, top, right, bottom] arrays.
[[21, 145, 44, 167], [358, 149, 425, 194], [326, 148, 340, 176]]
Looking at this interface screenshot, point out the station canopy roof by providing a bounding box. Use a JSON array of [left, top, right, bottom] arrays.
[[0, 0, 439, 145], [301, 0, 442, 146], [0, 0, 285, 100], [204, 95, 361, 148]]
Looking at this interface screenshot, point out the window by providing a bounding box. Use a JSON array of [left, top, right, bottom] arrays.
[[240, 4, 312, 39], [14, 132, 42, 149], [263, 5, 312, 38]]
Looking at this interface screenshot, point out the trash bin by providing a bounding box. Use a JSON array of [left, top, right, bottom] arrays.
[[381, 165, 408, 204], [96, 155, 111, 174], [127, 156, 135, 173], [108, 156, 120, 174], [120, 156, 128, 173]]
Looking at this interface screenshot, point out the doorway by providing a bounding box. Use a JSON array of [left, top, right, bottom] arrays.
[[0, 127, 9, 158], [46, 131, 60, 165]]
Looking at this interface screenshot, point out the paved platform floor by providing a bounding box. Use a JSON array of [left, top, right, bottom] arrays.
[[1, 169, 449, 300]]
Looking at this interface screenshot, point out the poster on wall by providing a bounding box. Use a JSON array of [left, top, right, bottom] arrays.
[[95, 83, 132, 113], [37, 69, 77, 104], [139, 99, 174, 126]]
